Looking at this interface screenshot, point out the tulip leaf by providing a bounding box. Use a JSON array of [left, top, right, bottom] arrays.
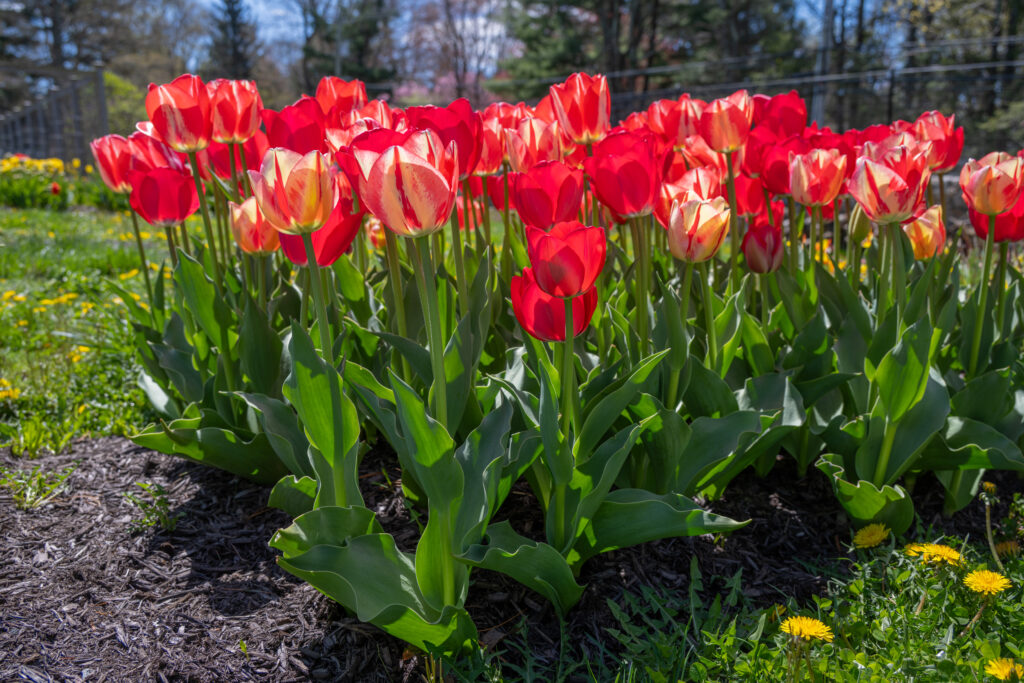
[[239, 296, 283, 396], [817, 454, 915, 534], [917, 417, 1024, 472], [873, 318, 932, 424], [174, 252, 237, 360], [740, 311, 774, 377], [682, 354, 739, 417], [458, 520, 584, 617], [137, 370, 180, 420], [569, 489, 747, 566], [936, 469, 986, 515], [673, 410, 762, 495], [236, 392, 313, 479], [268, 475, 317, 516], [628, 396, 692, 494]]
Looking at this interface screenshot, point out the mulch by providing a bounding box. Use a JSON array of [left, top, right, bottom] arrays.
[[1, 437, 1017, 682]]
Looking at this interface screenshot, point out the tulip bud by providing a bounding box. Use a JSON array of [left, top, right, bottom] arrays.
[[511, 268, 598, 342], [848, 202, 873, 245], [959, 152, 1024, 216], [697, 90, 753, 154], [667, 197, 731, 262], [742, 217, 784, 273], [208, 79, 262, 144], [145, 74, 212, 153], [90, 134, 133, 194], [902, 205, 945, 259], [248, 148, 335, 235], [849, 144, 932, 223], [789, 148, 847, 207], [512, 161, 584, 229], [525, 222, 606, 297], [548, 72, 611, 145]]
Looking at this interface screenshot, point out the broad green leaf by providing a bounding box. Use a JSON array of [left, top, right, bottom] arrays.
[[682, 354, 739, 417], [817, 454, 915, 534], [873, 318, 932, 424], [674, 411, 762, 495], [174, 252, 237, 358], [268, 475, 317, 516], [239, 296, 283, 395], [917, 417, 1024, 472], [237, 392, 313, 478]]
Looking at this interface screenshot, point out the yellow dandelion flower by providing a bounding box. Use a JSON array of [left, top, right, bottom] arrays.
[[85, 164, 94, 174], [964, 570, 1011, 596], [2, 290, 14, 300], [13, 295, 25, 302], [16, 320, 27, 327], [77, 404, 87, 414], [905, 543, 961, 566], [985, 658, 1024, 680], [780, 616, 833, 643], [47, 231, 54, 238], [75, 345, 90, 353], [119, 269, 139, 280], [853, 523, 890, 549], [996, 540, 1021, 558], [0, 378, 10, 387], [72, 158, 81, 168], [983, 481, 998, 495], [31, 306, 46, 313]]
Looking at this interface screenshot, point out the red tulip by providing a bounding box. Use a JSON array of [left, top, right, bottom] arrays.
[[734, 174, 767, 217], [128, 167, 199, 227], [741, 124, 781, 178], [583, 130, 661, 220], [343, 128, 459, 237], [789, 148, 847, 207], [50, 181, 60, 195], [667, 196, 731, 262], [525, 221, 606, 297], [504, 117, 564, 172], [229, 196, 279, 255], [248, 148, 335, 235], [511, 161, 584, 229], [654, 166, 721, 228], [207, 79, 262, 144], [511, 267, 598, 342], [759, 91, 806, 138], [207, 130, 269, 180], [698, 90, 753, 154], [959, 152, 1024, 217], [126, 131, 187, 175], [548, 73, 611, 145], [647, 94, 705, 149], [849, 143, 931, 223], [913, 112, 963, 173], [279, 175, 364, 266], [903, 205, 946, 258], [405, 98, 483, 179], [90, 134, 133, 193], [968, 191, 1024, 242], [742, 214, 784, 273], [261, 96, 327, 154], [761, 135, 811, 195], [145, 74, 211, 153], [315, 76, 368, 116], [677, 134, 726, 174]]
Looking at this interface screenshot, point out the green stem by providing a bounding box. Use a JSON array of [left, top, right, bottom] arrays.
[[302, 233, 334, 361], [228, 142, 241, 202], [163, 224, 178, 268], [384, 229, 411, 384], [128, 210, 154, 311], [788, 196, 799, 273], [995, 241, 1009, 339], [872, 417, 897, 487], [725, 151, 740, 292], [257, 255, 267, 310], [500, 164, 513, 284], [938, 173, 946, 221], [877, 224, 891, 326], [631, 217, 650, 357], [187, 151, 222, 287], [986, 503, 1006, 572], [666, 261, 694, 409], [561, 296, 578, 436], [891, 223, 907, 324], [968, 217, 996, 379], [700, 261, 718, 373], [237, 143, 253, 198], [760, 273, 769, 328], [178, 222, 192, 256], [413, 236, 448, 429]]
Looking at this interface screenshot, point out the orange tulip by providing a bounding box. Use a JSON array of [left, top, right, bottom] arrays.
[[698, 90, 753, 154], [654, 166, 721, 228], [959, 152, 1024, 216], [667, 196, 731, 262], [913, 111, 963, 172], [789, 148, 847, 207], [849, 143, 931, 223], [902, 205, 945, 259], [248, 148, 335, 235], [504, 117, 564, 173], [346, 129, 459, 237], [207, 79, 262, 144], [229, 196, 280, 255], [548, 72, 611, 145], [315, 76, 368, 117], [145, 74, 211, 153]]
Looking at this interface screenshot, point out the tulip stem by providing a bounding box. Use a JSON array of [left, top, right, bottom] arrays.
[[938, 174, 947, 221], [968, 217, 996, 378], [228, 142, 241, 203], [500, 165, 513, 284], [383, 229, 412, 384], [631, 217, 650, 357], [128, 210, 154, 314], [787, 196, 798, 273], [760, 274, 770, 329], [186, 151, 222, 288], [666, 261, 694, 410], [302, 233, 334, 362], [891, 223, 907, 324], [700, 262, 719, 374], [872, 417, 897, 487], [877, 223, 891, 325], [257, 255, 267, 310], [561, 297, 579, 438], [725, 151, 740, 293], [237, 144, 253, 198], [178, 223, 192, 256], [164, 224, 178, 268], [995, 242, 1009, 339], [413, 236, 449, 430]]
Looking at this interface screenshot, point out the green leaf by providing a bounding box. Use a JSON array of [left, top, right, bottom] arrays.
[[458, 520, 584, 617], [174, 252, 236, 358], [674, 411, 762, 495], [817, 454, 915, 534], [917, 417, 1024, 472], [570, 489, 747, 565], [740, 311, 774, 376], [236, 392, 313, 479], [239, 296, 283, 395], [682, 354, 739, 417], [873, 318, 932, 424], [268, 475, 317, 516]]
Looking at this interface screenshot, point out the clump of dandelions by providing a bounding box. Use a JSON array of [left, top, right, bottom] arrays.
[[780, 616, 832, 682], [985, 658, 1024, 681], [852, 523, 889, 549]]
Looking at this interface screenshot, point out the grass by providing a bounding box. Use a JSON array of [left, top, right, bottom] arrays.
[[0, 207, 167, 456]]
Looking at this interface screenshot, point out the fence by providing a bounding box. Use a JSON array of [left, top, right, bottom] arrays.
[[0, 67, 109, 163]]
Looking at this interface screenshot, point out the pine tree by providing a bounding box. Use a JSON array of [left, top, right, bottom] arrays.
[[206, 0, 257, 79]]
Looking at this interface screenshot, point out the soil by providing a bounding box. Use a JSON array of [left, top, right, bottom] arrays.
[[1, 437, 1017, 682]]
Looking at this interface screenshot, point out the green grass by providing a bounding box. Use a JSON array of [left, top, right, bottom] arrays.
[[0, 207, 168, 456]]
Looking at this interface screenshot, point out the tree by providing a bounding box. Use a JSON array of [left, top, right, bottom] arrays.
[[205, 0, 259, 79]]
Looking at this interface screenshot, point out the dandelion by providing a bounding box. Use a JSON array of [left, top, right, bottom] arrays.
[[983, 481, 998, 495], [119, 269, 139, 280], [780, 616, 833, 643], [2, 290, 14, 301], [85, 164, 94, 174], [964, 569, 1011, 596], [985, 658, 1024, 680], [905, 542, 962, 566], [16, 320, 27, 327], [995, 540, 1020, 558], [853, 523, 890, 549]]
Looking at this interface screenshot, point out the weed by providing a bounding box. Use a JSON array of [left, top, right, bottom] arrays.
[[0, 463, 76, 509], [123, 481, 181, 533]]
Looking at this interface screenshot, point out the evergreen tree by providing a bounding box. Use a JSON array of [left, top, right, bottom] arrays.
[[206, 0, 257, 79]]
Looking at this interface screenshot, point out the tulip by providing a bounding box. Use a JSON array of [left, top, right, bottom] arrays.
[[647, 94, 705, 149], [849, 143, 932, 224], [902, 205, 945, 259], [261, 96, 327, 155], [760, 91, 807, 138], [667, 196, 731, 263], [654, 166, 723, 228], [734, 174, 767, 217], [511, 268, 598, 342], [279, 177, 364, 266], [504, 117, 563, 173], [525, 222, 606, 298], [405, 98, 483, 179], [126, 131, 187, 175], [959, 152, 1024, 216], [697, 90, 753, 154], [760, 135, 811, 195], [511, 161, 584, 229], [145, 74, 211, 153], [229, 196, 280, 255], [248, 148, 335, 235], [475, 116, 505, 176], [582, 130, 661, 220], [207, 79, 262, 144], [90, 134, 133, 193], [548, 72, 611, 144], [50, 182, 60, 195], [315, 76, 368, 116], [968, 193, 1024, 243], [789, 148, 847, 208], [128, 167, 199, 228], [742, 214, 784, 274], [343, 128, 459, 238]]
